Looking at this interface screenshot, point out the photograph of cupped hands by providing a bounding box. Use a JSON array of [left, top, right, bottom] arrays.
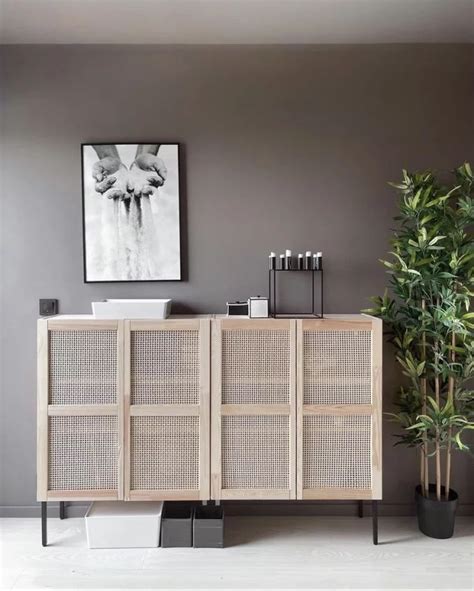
[[82, 143, 181, 282], [92, 144, 167, 201]]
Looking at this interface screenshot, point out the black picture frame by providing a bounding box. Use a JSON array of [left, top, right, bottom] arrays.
[[81, 142, 183, 283]]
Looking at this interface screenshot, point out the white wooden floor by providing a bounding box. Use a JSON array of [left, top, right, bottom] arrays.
[[0, 516, 472, 590]]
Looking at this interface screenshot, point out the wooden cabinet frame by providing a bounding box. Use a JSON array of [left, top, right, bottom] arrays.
[[296, 317, 382, 500], [38, 314, 381, 504], [37, 318, 124, 502], [123, 319, 210, 501], [211, 319, 297, 501]]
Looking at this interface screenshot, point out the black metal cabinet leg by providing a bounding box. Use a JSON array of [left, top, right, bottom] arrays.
[[358, 500, 363, 518], [41, 502, 47, 547], [59, 501, 65, 520], [372, 500, 378, 545]]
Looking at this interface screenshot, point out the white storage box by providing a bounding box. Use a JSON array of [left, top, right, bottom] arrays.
[[92, 299, 171, 319], [248, 296, 269, 318], [85, 502, 163, 548]]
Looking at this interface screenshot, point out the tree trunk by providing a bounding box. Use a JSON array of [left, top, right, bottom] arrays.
[[420, 447, 424, 492], [435, 375, 441, 502], [435, 437, 441, 502], [445, 330, 456, 500], [421, 299, 428, 496], [424, 449, 429, 497], [445, 444, 451, 500]]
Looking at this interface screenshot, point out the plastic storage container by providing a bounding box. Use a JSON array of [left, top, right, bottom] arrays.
[[160, 502, 194, 548], [193, 505, 224, 548], [85, 501, 163, 548]]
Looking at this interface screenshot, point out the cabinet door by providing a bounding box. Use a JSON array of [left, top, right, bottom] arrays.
[[37, 319, 124, 501], [124, 319, 210, 500], [297, 318, 382, 500], [211, 319, 296, 501]]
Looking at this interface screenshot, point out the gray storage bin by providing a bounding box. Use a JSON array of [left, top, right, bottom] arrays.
[[160, 502, 193, 548], [193, 505, 224, 548]]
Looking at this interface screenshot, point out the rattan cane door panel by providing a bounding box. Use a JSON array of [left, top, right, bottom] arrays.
[[130, 416, 200, 491], [212, 319, 296, 500], [131, 329, 200, 405], [303, 415, 371, 490], [221, 329, 290, 404], [297, 318, 382, 500], [49, 415, 119, 492], [37, 319, 123, 501], [49, 330, 118, 405], [221, 415, 290, 490], [303, 330, 372, 405], [125, 319, 210, 501]]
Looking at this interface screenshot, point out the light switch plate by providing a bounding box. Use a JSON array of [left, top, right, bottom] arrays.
[[39, 299, 58, 316]]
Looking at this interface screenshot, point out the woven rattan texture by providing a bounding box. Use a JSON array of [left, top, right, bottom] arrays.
[[130, 416, 199, 490], [303, 415, 371, 489], [49, 330, 117, 405], [131, 330, 200, 405], [222, 330, 290, 404], [48, 416, 118, 491], [304, 330, 372, 404], [222, 415, 289, 489]]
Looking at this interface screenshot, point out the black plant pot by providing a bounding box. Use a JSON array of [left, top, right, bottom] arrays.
[[415, 484, 458, 539]]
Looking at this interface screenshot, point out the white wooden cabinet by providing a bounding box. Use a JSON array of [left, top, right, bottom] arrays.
[[37, 315, 382, 503]]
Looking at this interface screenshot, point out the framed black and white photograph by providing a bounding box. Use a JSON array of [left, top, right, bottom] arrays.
[[82, 143, 181, 282]]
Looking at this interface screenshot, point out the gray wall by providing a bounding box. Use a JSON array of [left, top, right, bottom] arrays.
[[1, 44, 473, 515]]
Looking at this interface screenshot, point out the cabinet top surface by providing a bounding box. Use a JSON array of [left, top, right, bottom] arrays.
[[39, 313, 376, 322]]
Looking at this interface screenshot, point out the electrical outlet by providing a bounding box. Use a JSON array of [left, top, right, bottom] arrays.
[[39, 299, 58, 316]]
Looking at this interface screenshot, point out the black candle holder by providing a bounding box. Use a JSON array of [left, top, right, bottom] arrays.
[[268, 268, 323, 318]]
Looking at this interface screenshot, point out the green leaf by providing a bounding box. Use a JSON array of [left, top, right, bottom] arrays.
[[412, 189, 421, 209], [406, 422, 425, 430], [428, 236, 446, 246], [389, 182, 407, 190], [427, 397, 440, 413], [454, 432, 468, 451], [420, 214, 435, 225]]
